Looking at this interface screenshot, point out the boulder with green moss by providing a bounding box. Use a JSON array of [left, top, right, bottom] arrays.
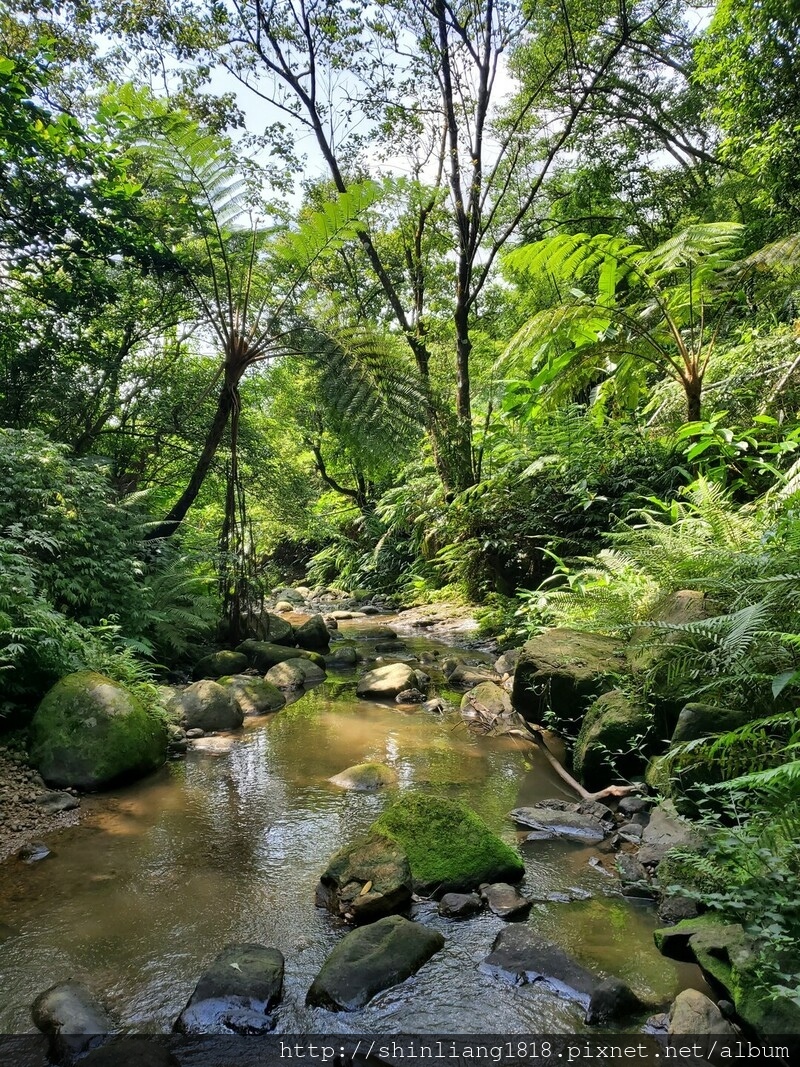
[[219, 675, 285, 715], [329, 763, 398, 791], [293, 613, 331, 650], [192, 651, 248, 681], [371, 792, 524, 894], [671, 702, 750, 744], [31, 672, 168, 791], [169, 680, 244, 733], [655, 917, 800, 1035], [573, 690, 652, 789], [511, 628, 626, 728]]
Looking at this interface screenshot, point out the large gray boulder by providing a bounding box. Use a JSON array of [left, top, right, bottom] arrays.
[[512, 628, 626, 726], [480, 926, 642, 1024], [306, 915, 444, 1011], [169, 680, 243, 733], [175, 944, 284, 1035], [32, 980, 115, 1064], [30, 672, 168, 791], [219, 675, 285, 715], [252, 611, 296, 645], [293, 613, 331, 650], [356, 663, 417, 700], [315, 832, 412, 923]]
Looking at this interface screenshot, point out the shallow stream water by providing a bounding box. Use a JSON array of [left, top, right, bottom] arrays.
[[0, 622, 704, 1034]]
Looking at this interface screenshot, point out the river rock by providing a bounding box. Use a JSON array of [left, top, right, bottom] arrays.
[[638, 802, 702, 866], [237, 640, 303, 671], [671, 702, 750, 744], [294, 613, 331, 650], [573, 690, 652, 789], [372, 791, 524, 894], [510, 800, 613, 842], [480, 926, 641, 1024], [79, 1039, 179, 1067], [283, 657, 326, 684], [480, 882, 532, 919], [274, 587, 304, 604], [265, 661, 306, 689], [494, 648, 521, 676], [512, 628, 626, 726], [668, 988, 738, 1036], [325, 645, 360, 668], [357, 663, 417, 700], [306, 915, 444, 1011], [446, 663, 499, 690], [396, 688, 424, 704], [32, 979, 115, 1064], [460, 681, 526, 735], [255, 610, 298, 644], [315, 832, 412, 923], [438, 892, 483, 919], [35, 790, 80, 814], [18, 841, 52, 863], [616, 853, 654, 898], [358, 626, 398, 640], [175, 943, 284, 1035], [329, 763, 398, 791], [219, 675, 285, 715], [192, 650, 248, 681], [31, 672, 168, 791], [169, 680, 243, 733]]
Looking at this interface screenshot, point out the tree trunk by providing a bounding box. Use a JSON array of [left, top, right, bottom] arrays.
[[146, 374, 238, 540], [685, 375, 703, 422]]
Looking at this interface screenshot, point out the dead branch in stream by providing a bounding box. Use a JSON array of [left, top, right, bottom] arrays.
[[464, 694, 642, 803]]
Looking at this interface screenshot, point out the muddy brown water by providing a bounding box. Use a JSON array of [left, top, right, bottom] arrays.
[[0, 623, 705, 1034]]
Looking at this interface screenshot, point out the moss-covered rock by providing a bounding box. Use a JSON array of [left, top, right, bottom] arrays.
[[371, 791, 524, 894], [192, 651, 248, 681], [671, 702, 750, 744], [511, 628, 626, 728], [168, 680, 244, 733], [293, 613, 331, 650], [31, 672, 168, 791], [315, 832, 412, 923], [236, 640, 301, 671], [219, 675, 285, 715], [573, 689, 652, 789]]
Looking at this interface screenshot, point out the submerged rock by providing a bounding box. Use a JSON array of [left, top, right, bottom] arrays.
[[481, 926, 642, 1024], [315, 832, 412, 923], [18, 841, 52, 864], [32, 979, 115, 1064], [356, 663, 417, 700], [329, 762, 399, 792], [169, 680, 243, 733], [175, 943, 284, 1035], [306, 915, 444, 1011], [219, 675, 285, 715], [31, 672, 168, 791], [372, 791, 524, 894]]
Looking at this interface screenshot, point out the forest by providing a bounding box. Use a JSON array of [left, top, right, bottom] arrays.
[[1, 0, 799, 1053]]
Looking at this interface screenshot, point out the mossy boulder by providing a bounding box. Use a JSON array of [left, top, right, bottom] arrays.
[[283, 657, 326, 685], [236, 640, 301, 671], [306, 915, 444, 1011], [293, 613, 331, 650], [655, 918, 800, 1035], [329, 762, 398, 791], [168, 680, 244, 733], [573, 689, 652, 790], [671, 702, 750, 744], [371, 791, 524, 894], [31, 672, 168, 791], [265, 661, 307, 690], [315, 832, 412, 923], [192, 650, 248, 681], [251, 612, 295, 646], [511, 628, 626, 728], [219, 675, 285, 715]]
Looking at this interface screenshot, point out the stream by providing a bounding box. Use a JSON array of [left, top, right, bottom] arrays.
[[0, 619, 705, 1035]]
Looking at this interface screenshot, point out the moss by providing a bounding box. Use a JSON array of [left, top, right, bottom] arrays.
[[31, 671, 168, 791], [371, 790, 524, 894], [192, 650, 248, 680], [573, 689, 651, 788], [218, 675, 285, 714]]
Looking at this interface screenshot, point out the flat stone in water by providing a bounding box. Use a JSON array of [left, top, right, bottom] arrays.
[[480, 925, 642, 1024], [438, 892, 483, 919], [34, 790, 80, 814], [18, 841, 52, 864], [306, 915, 444, 1011], [480, 882, 532, 919], [511, 801, 610, 842]]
